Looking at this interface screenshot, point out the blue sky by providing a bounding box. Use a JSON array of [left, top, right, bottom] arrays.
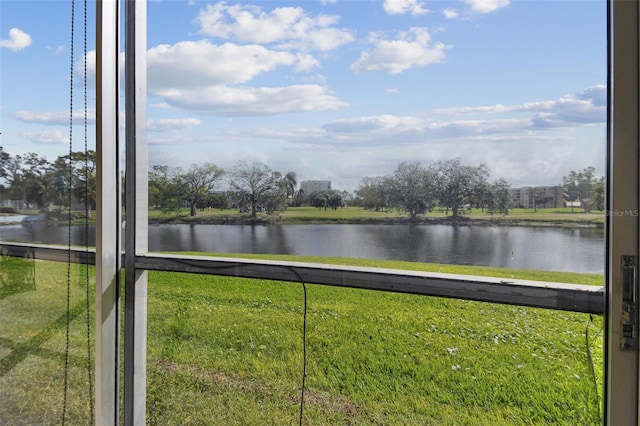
[[1, 0, 606, 191]]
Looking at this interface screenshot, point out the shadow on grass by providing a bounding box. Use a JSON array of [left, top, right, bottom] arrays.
[[0, 300, 88, 377]]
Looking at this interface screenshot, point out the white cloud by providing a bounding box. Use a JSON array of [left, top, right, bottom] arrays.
[[47, 44, 64, 54], [432, 86, 606, 127], [350, 28, 449, 74], [148, 40, 300, 89], [76, 50, 98, 85], [14, 109, 97, 125], [443, 9, 459, 19], [462, 0, 509, 14], [84, 41, 316, 85], [383, 0, 428, 16], [151, 102, 172, 110], [323, 115, 424, 133], [293, 53, 320, 72], [313, 86, 606, 150], [20, 129, 68, 145], [0, 28, 32, 51], [577, 84, 606, 106], [209, 121, 600, 190], [81, 39, 345, 116], [196, 3, 353, 51], [322, 115, 528, 141], [147, 118, 202, 132], [156, 84, 348, 116]]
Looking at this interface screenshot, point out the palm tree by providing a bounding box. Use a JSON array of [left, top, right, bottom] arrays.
[[294, 188, 305, 207], [282, 172, 297, 200]]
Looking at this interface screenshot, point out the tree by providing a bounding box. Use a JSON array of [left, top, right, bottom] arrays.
[[48, 156, 73, 208], [281, 172, 297, 200], [487, 179, 511, 215], [21, 153, 52, 209], [0, 147, 8, 203], [202, 192, 229, 210], [64, 151, 97, 215], [532, 187, 549, 212], [592, 177, 605, 211], [340, 190, 352, 208], [355, 176, 389, 211], [229, 161, 282, 218], [0, 146, 9, 182], [308, 190, 342, 210], [293, 188, 305, 207], [326, 190, 343, 210], [175, 163, 225, 216], [433, 158, 489, 218], [2, 153, 24, 202], [468, 180, 491, 212], [386, 162, 437, 220], [562, 167, 600, 213], [148, 165, 182, 213], [309, 191, 326, 209]]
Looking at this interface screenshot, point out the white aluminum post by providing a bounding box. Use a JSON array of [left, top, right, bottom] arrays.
[[124, 0, 149, 424], [95, 0, 121, 423], [606, 0, 640, 424]]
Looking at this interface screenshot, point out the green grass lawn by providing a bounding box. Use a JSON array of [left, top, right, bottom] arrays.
[[1, 206, 604, 226], [148, 206, 604, 226], [0, 254, 604, 425]]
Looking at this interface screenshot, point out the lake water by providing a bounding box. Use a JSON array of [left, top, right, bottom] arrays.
[[0, 222, 605, 274]]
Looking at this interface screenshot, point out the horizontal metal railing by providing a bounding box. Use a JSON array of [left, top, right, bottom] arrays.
[[1, 241, 604, 314]]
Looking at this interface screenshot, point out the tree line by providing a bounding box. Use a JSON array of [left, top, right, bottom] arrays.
[[0, 146, 604, 218], [0, 147, 96, 215], [353, 159, 510, 219], [354, 159, 605, 217], [149, 161, 298, 217]]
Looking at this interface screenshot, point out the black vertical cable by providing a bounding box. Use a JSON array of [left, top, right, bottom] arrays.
[[299, 281, 307, 426], [83, 0, 95, 422], [585, 317, 604, 421], [154, 259, 310, 424], [62, 0, 75, 424]]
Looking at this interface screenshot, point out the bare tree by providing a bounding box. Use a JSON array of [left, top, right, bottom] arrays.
[[175, 163, 225, 216], [433, 158, 489, 218], [229, 161, 282, 218]]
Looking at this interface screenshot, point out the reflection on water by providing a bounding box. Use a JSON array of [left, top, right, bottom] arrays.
[[0, 223, 604, 274]]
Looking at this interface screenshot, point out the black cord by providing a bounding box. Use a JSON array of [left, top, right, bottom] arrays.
[[585, 317, 603, 421], [285, 268, 308, 426], [168, 259, 308, 425], [83, 0, 95, 422], [62, 0, 75, 424]]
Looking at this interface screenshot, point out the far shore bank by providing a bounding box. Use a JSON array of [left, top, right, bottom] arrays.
[[147, 213, 604, 228], [1, 207, 605, 229]]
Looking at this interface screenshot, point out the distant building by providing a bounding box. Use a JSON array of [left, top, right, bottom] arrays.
[[299, 180, 331, 195], [1, 199, 26, 211], [509, 186, 564, 209]]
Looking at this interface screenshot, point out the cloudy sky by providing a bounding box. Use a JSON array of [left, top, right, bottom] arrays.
[[1, 0, 606, 191]]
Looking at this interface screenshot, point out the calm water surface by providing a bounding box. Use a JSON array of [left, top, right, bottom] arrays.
[[0, 222, 604, 274]]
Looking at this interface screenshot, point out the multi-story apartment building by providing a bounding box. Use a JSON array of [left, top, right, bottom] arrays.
[[299, 180, 331, 195], [509, 186, 564, 209]]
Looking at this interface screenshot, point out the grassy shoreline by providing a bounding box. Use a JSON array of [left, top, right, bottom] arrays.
[[1, 207, 604, 228], [148, 206, 604, 228]]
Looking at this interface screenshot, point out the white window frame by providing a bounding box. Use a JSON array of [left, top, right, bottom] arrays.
[[0, 0, 637, 424], [606, 0, 640, 423]]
